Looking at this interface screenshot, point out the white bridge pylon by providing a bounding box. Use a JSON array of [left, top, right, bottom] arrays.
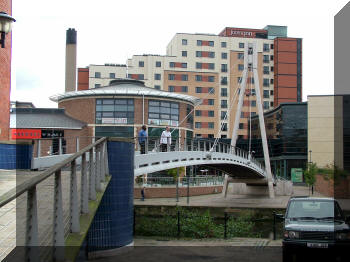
[[230, 42, 275, 198]]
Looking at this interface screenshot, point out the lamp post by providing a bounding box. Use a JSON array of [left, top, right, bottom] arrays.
[[309, 150, 312, 163], [0, 12, 16, 48]]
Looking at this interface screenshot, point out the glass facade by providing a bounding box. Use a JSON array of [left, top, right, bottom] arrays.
[[148, 100, 179, 127], [96, 99, 134, 124]]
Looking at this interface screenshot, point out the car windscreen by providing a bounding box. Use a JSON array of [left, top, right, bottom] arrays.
[[286, 200, 343, 220]]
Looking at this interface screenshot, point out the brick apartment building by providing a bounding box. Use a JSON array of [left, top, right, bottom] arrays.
[[0, 0, 12, 141], [77, 25, 302, 139]]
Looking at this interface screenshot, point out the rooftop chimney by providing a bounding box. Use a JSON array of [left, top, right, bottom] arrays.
[[65, 28, 77, 92]]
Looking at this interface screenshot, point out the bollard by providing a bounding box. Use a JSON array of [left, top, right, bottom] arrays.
[[224, 212, 228, 239], [273, 211, 276, 240], [177, 210, 181, 238]]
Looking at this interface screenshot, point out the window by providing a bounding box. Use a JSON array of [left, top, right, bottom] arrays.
[[241, 112, 245, 118], [182, 51, 187, 57], [139, 61, 144, 67], [208, 134, 214, 138], [221, 100, 228, 108], [239, 123, 244, 129], [209, 41, 214, 46], [270, 90, 274, 95], [195, 87, 202, 93], [109, 73, 115, 79], [263, 90, 270, 98], [148, 100, 179, 126], [221, 134, 227, 138], [221, 64, 228, 73], [251, 100, 256, 107], [263, 55, 269, 63], [95, 84, 101, 88], [156, 61, 161, 67], [208, 122, 214, 129], [95, 72, 101, 78], [270, 44, 274, 49], [263, 66, 270, 74], [208, 63, 215, 70], [251, 112, 256, 116], [270, 101, 274, 107], [182, 74, 188, 81], [221, 52, 227, 59], [222, 123, 228, 132], [239, 42, 244, 48], [270, 79, 274, 84], [208, 76, 215, 82], [238, 64, 244, 71], [96, 99, 134, 124], [208, 111, 214, 117], [154, 85, 161, 90], [196, 51, 202, 57], [208, 99, 214, 105], [270, 66, 274, 72], [197, 40, 202, 46], [155, 73, 161, 80], [195, 75, 202, 81], [270, 55, 274, 61], [263, 78, 270, 87], [181, 63, 187, 68], [238, 53, 244, 59], [168, 74, 175, 80], [237, 77, 242, 83], [169, 62, 175, 68], [263, 43, 270, 52], [181, 86, 188, 92], [263, 101, 270, 109], [195, 110, 202, 117], [221, 42, 227, 48], [182, 39, 187, 45], [139, 74, 144, 80], [195, 122, 202, 129], [221, 111, 227, 120], [208, 52, 215, 58], [251, 89, 256, 96], [221, 88, 227, 97], [208, 87, 215, 94], [221, 77, 228, 85], [196, 62, 202, 69], [168, 86, 175, 92]]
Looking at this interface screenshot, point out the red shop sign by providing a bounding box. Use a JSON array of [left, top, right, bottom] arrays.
[[11, 129, 42, 139]]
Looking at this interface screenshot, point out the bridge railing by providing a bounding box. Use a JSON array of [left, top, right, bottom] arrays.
[[0, 137, 109, 262], [136, 175, 225, 187], [134, 136, 265, 171]]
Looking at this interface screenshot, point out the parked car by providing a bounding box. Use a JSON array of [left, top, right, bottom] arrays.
[[277, 197, 350, 262]]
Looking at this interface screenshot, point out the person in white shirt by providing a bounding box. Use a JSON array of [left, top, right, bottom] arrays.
[[160, 126, 171, 152]]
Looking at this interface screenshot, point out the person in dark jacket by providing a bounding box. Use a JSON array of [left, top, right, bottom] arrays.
[[138, 125, 147, 154], [141, 187, 145, 201]]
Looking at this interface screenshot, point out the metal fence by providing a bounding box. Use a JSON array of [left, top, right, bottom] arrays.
[[0, 137, 109, 262], [137, 176, 224, 187]]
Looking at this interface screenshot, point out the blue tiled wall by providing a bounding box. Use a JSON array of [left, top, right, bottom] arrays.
[[87, 140, 134, 252], [0, 143, 33, 169]]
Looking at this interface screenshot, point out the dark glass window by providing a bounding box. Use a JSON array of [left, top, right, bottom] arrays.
[[196, 51, 202, 57], [208, 122, 214, 129], [195, 122, 202, 128], [156, 61, 161, 67], [148, 100, 179, 126], [109, 73, 115, 78], [239, 123, 244, 129], [208, 52, 215, 58], [239, 43, 244, 48], [208, 63, 215, 70], [196, 87, 202, 93], [238, 53, 244, 59], [238, 64, 244, 71], [208, 99, 214, 105], [182, 51, 187, 57], [221, 64, 228, 72], [251, 100, 256, 107], [208, 111, 214, 117], [263, 90, 270, 98], [182, 39, 187, 45], [221, 52, 227, 59], [168, 86, 175, 92], [195, 110, 202, 116], [155, 73, 161, 80], [169, 62, 175, 68], [263, 101, 270, 109], [221, 88, 227, 97], [208, 87, 215, 94], [197, 40, 202, 46], [182, 74, 188, 81], [195, 75, 202, 81], [208, 76, 215, 82], [263, 43, 270, 52], [139, 61, 144, 67], [181, 63, 187, 68], [154, 85, 161, 90], [263, 55, 269, 63], [221, 100, 228, 108], [221, 77, 228, 85], [168, 74, 175, 80], [263, 66, 270, 74], [221, 111, 227, 120], [95, 84, 101, 88], [181, 86, 188, 92], [263, 78, 270, 87], [96, 99, 134, 124], [95, 72, 101, 78], [208, 41, 214, 46], [196, 62, 202, 69], [221, 42, 227, 48]]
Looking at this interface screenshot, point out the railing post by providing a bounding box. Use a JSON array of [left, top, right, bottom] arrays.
[[25, 186, 39, 262], [81, 153, 89, 214], [89, 148, 96, 200], [197, 140, 200, 151], [175, 138, 179, 151], [70, 159, 80, 233], [104, 141, 109, 176], [95, 145, 102, 191], [100, 142, 106, 181], [191, 139, 194, 151], [53, 170, 65, 261], [167, 137, 171, 152], [59, 137, 62, 155], [184, 138, 187, 151], [76, 137, 80, 152], [145, 138, 149, 154], [204, 141, 207, 152], [37, 139, 41, 157]]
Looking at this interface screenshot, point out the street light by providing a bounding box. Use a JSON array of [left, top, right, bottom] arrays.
[[0, 12, 16, 48]]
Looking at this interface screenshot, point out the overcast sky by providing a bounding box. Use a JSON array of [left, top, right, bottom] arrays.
[[11, 0, 349, 108]]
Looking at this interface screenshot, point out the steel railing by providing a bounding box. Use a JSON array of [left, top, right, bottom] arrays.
[[0, 137, 109, 262], [136, 176, 225, 187]]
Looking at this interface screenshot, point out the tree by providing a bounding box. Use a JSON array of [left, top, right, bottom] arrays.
[[166, 167, 185, 180], [304, 163, 317, 195]]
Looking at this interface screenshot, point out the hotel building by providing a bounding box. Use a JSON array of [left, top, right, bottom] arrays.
[[77, 25, 302, 139]]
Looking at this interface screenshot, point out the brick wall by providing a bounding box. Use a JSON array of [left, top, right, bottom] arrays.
[[315, 174, 350, 198], [0, 0, 12, 141], [59, 98, 95, 124], [134, 186, 223, 199]]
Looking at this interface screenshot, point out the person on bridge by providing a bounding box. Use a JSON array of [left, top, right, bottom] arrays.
[[138, 125, 148, 154], [160, 126, 171, 152]]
